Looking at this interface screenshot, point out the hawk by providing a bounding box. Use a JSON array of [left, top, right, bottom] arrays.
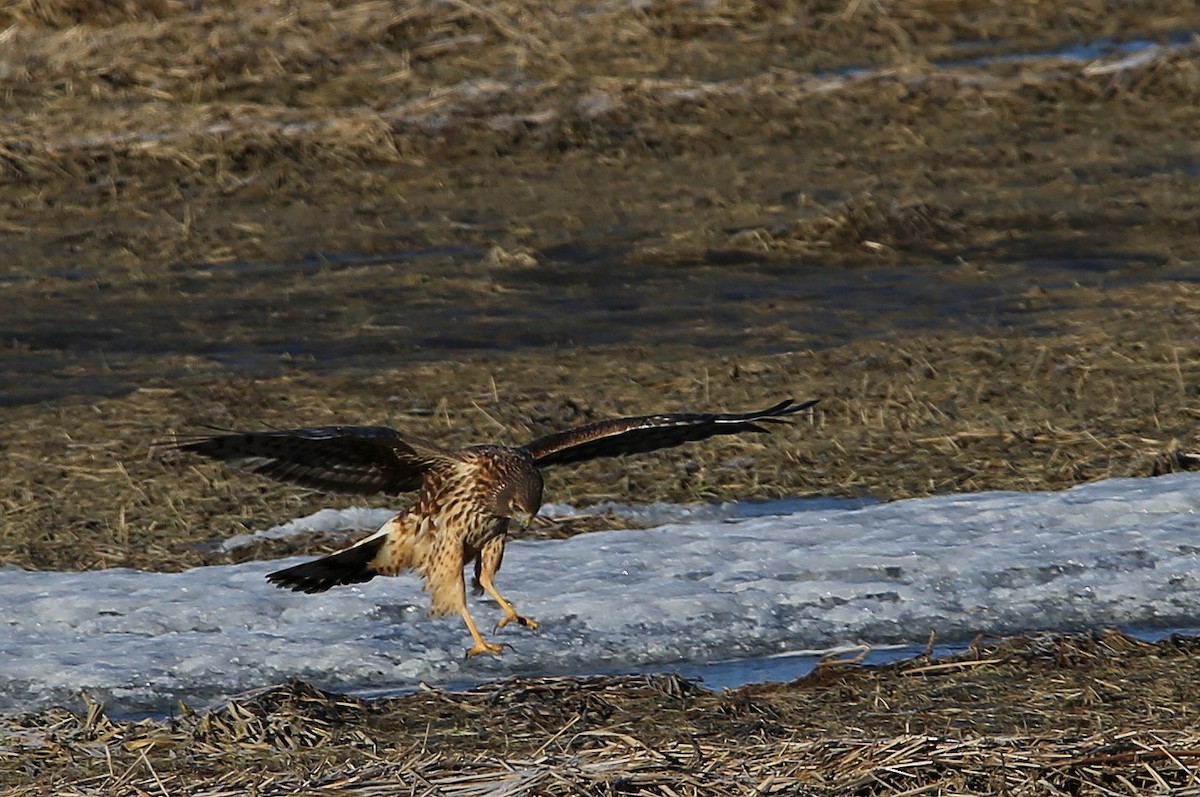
[[177, 397, 816, 656]]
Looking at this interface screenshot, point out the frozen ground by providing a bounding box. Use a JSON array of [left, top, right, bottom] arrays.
[[3, 473, 1200, 715]]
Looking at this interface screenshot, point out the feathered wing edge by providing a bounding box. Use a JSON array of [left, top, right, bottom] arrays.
[[173, 397, 816, 487], [266, 532, 387, 593], [519, 397, 818, 468], [173, 425, 457, 495]]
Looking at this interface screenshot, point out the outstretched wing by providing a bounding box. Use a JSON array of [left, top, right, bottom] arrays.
[[174, 426, 457, 495], [520, 397, 817, 468]]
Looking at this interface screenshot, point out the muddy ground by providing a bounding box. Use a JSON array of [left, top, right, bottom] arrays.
[[3, 0, 1200, 794]]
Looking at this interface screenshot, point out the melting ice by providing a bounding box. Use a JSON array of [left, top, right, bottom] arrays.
[[3, 473, 1200, 714]]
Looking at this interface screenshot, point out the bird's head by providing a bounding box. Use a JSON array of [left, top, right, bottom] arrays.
[[485, 449, 544, 528]]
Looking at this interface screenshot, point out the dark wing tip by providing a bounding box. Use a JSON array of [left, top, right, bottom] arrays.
[[768, 397, 819, 416], [522, 395, 819, 467], [265, 571, 317, 594], [731, 397, 819, 426], [168, 425, 443, 496]]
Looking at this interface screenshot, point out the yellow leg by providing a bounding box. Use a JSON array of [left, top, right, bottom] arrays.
[[475, 537, 538, 631], [478, 572, 538, 630], [431, 545, 504, 657], [459, 604, 504, 657]]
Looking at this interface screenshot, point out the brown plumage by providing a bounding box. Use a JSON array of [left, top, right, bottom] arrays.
[[176, 397, 816, 656]]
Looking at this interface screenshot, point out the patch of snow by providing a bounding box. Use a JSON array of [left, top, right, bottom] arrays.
[[2, 474, 1199, 714]]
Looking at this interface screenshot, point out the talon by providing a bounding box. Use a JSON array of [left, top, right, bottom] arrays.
[[465, 639, 505, 657], [496, 613, 538, 631]]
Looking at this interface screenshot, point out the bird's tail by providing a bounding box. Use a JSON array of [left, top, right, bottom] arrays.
[[267, 518, 420, 593]]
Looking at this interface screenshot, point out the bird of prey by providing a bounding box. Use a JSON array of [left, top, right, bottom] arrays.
[[177, 397, 816, 656]]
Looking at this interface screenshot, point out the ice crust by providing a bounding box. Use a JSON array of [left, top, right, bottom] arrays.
[[3, 473, 1199, 714]]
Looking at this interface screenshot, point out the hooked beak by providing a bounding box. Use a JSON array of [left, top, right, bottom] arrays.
[[510, 509, 535, 528]]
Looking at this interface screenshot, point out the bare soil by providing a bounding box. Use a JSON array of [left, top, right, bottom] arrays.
[[3, 0, 1200, 793]]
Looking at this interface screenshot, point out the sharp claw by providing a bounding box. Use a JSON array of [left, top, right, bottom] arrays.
[[465, 640, 505, 657], [495, 614, 539, 631]]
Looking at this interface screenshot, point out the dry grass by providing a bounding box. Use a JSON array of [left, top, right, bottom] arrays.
[[725, 193, 968, 258], [2, 293, 1199, 573], [4, 3, 1200, 789], [5, 631, 1200, 795], [2, 0, 1200, 272]]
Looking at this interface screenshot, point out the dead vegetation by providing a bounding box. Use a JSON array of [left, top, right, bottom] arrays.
[[5, 631, 1200, 796], [3, 0, 1200, 272], [3, 301, 1199, 573], [4, 1, 1200, 791], [725, 194, 967, 258]]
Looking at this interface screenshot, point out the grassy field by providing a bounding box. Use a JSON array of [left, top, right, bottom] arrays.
[[3, 0, 1200, 793]]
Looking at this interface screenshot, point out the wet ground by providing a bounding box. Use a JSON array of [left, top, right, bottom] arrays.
[[4, 0, 1200, 413], [3, 1, 1200, 793], [6, 249, 1196, 405]]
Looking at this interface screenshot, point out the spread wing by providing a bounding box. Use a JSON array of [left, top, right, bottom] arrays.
[[174, 426, 457, 495], [520, 397, 817, 468]]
